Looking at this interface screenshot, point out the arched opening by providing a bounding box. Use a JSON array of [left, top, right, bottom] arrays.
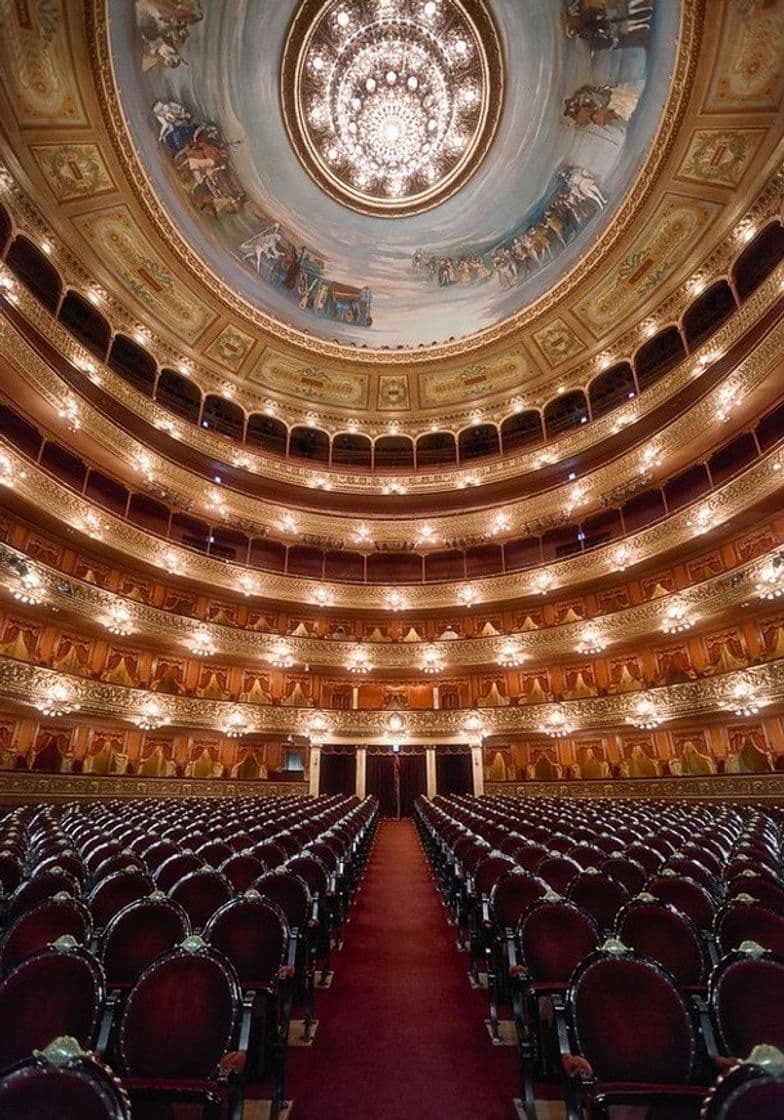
[[542, 525, 581, 561], [155, 369, 202, 424], [40, 441, 87, 490], [416, 431, 457, 467], [543, 390, 589, 439], [84, 470, 129, 517], [664, 464, 711, 511], [501, 410, 544, 454], [733, 222, 784, 302], [202, 394, 244, 439], [458, 423, 500, 462], [6, 236, 62, 313], [580, 509, 623, 551], [0, 404, 43, 458], [634, 326, 686, 390], [708, 432, 758, 485], [588, 362, 636, 418], [332, 432, 372, 468], [170, 512, 210, 553], [621, 489, 666, 532], [682, 280, 735, 349], [246, 414, 288, 457], [374, 435, 414, 471], [127, 494, 170, 535], [58, 291, 111, 359], [289, 425, 330, 463], [209, 528, 248, 563], [108, 334, 156, 396]]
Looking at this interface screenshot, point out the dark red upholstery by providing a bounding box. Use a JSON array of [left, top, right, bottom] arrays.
[[252, 842, 288, 870], [195, 839, 234, 867], [518, 898, 599, 983], [203, 894, 289, 988], [567, 845, 606, 871], [727, 875, 784, 915], [535, 854, 582, 896], [253, 869, 311, 931], [100, 895, 190, 987], [0, 941, 104, 1071], [647, 874, 717, 930], [0, 1038, 131, 1120], [716, 899, 784, 956], [88, 868, 154, 929], [701, 1052, 784, 1119], [219, 852, 266, 893], [512, 843, 550, 871], [474, 854, 517, 898], [286, 853, 330, 899], [0, 855, 22, 895], [169, 868, 233, 929], [710, 949, 784, 1056], [567, 871, 629, 932], [153, 850, 202, 892], [0, 895, 92, 976], [7, 869, 82, 921], [616, 897, 706, 987], [490, 869, 547, 930], [599, 855, 647, 896]]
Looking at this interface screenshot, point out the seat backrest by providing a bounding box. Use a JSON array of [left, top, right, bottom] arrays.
[[710, 946, 784, 1056], [701, 1045, 784, 1119], [0, 895, 92, 976], [154, 851, 203, 892], [306, 841, 339, 875], [169, 868, 233, 930], [0, 1036, 131, 1120], [88, 868, 155, 929], [626, 843, 664, 876], [0, 939, 104, 1072], [195, 840, 234, 868], [0, 855, 22, 895], [252, 869, 310, 931], [716, 899, 784, 957], [519, 897, 599, 984], [535, 854, 582, 896], [567, 845, 607, 871], [118, 938, 240, 1079], [599, 855, 647, 896], [8, 869, 82, 921], [139, 839, 179, 872], [727, 875, 784, 915], [646, 873, 716, 930], [219, 852, 266, 893], [252, 841, 288, 870], [474, 854, 517, 899], [568, 946, 697, 1084], [490, 869, 547, 931], [567, 871, 629, 932], [285, 853, 329, 899], [512, 843, 550, 872], [616, 896, 706, 987], [100, 894, 191, 986], [203, 894, 289, 987]]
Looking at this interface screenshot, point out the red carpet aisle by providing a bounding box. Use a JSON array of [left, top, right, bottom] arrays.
[[287, 819, 518, 1119]]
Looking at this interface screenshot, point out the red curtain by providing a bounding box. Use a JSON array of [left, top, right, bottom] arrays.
[[366, 752, 426, 817], [436, 751, 473, 795], [319, 752, 357, 795]]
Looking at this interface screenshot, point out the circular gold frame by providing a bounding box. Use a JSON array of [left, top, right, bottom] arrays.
[[280, 0, 505, 219]]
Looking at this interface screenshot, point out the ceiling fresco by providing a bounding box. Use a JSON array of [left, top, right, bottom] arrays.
[[106, 0, 682, 350]]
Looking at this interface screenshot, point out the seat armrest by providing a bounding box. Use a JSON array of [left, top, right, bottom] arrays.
[[96, 989, 120, 1056]]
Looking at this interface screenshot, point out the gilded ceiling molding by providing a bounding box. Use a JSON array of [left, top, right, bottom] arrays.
[[484, 774, 784, 802], [3, 303, 783, 543], [86, 0, 703, 365], [2, 540, 781, 671], [1, 656, 782, 741], [1, 439, 781, 609]]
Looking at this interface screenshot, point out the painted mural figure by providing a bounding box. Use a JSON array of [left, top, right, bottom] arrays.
[[564, 0, 655, 49], [563, 82, 644, 128], [138, 1, 203, 71]]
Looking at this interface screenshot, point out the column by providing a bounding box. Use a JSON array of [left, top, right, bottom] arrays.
[[351, 685, 359, 710], [432, 685, 440, 710], [356, 747, 367, 798], [425, 746, 437, 799], [471, 744, 484, 797], [309, 744, 322, 797]]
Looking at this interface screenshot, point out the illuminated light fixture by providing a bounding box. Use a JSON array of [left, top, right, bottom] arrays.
[[237, 571, 260, 597], [688, 504, 715, 535], [190, 627, 216, 657], [470, 411, 482, 426], [205, 488, 227, 519], [639, 445, 661, 475], [755, 561, 784, 600], [612, 543, 633, 572], [347, 419, 359, 433], [457, 585, 478, 607], [10, 566, 45, 605], [40, 238, 54, 256], [511, 397, 524, 414], [221, 707, 251, 738], [419, 645, 444, 674], [385, 588, 407, 612], [382, 480, 407, 495], [354, 523, 373, 545], [726, 674, 762, 718], [387, 712, 406, 735], [102, 600, 134, 637], [268, 639, 295, 668], [133, 325, 151, 345], [611, 412, 634, 434], [532, 570, 554, 596], [37, 677, 80, 718], [458, 474, 479, 488], [305, 413, 318, 428], [134, 451, 156, 484], [715, 383, 740, 423], [75, 355, 99, 381], [566, 484, 587, 513], [689, 275, 706, 297], [497, 639, 524, 668], [78, 510, 103, 541], [463, 711, 485, 744], [57, 398, 80, 432], [87, 286, 105, 305], [627, 692, 662, 730], [489, 511, 510, 536], [415, 523, 437, 547], [576, 624, 606, 655], [642, 319, 657, 339], [178, 359, 192, 376], [280, 512, 299, 535], [263, 400, 278, 416], [233, 454, 252, 470], [312, 584, 334, 607], [387, 420, 400, 434], [540, 705, 573, 739], [155, 417, 180, 438], [308, 711, 331, 739], [162, 549, 183, 576], [0, 452, 26, 488], [133, 696, 168, 731], [735, 220, 756, 244], [661, 598, 693, 635], [311, 475, 332, 490], [346, 645, 372, 673]]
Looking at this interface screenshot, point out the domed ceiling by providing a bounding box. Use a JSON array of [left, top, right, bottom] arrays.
[[107, 0, 682, 350]]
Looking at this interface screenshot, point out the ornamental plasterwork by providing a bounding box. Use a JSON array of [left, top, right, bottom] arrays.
[[0, 772, 307, 803], [87, 0, 702, 364], [1, 440, 781, 610], [3, 304, 783, 544], [1, 656, 783, 741], [2, 540, 781, 672], [1, 162, 782, 436], [485, 774, 784, 802]]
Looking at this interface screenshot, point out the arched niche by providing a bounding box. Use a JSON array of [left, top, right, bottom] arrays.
[[289, 425, 330, 463], [458, 423, 500, 462], [332, 432, 372, 468], [156, 369, 202, 424], [733, 222, 784, 302], [634, 326, 686, 390], [416, 431, 457, 467], [202, 394, 245, 439], [543, 389, 588, 438], [246, 413, 288, 456], [59, 291, 111, 359], [588, 362, 636, 418], [374, 435, 414, 470], [501, 410, 544, 453], [5, 235, 61, 313], [108, 334, 156, 395]]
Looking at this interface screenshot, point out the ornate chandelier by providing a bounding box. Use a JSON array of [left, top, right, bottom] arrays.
[[133, 696, 168, 732], [627, 692, 663, 730], [540, 705, 573, 739], [282, 0, 503, 217], [420, 645, 444, 674], [36, 678, 80, 718]]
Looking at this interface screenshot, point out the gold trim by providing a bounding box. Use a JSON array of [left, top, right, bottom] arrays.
[[0, 771, 307, 804], [484, 774, 784, 802]]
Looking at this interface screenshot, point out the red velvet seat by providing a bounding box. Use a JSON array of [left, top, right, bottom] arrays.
[[726, 874, 784, 914], [138, 839, 179, 873], [153, 850, 203, 891], [116, 937, 249, 1120], [35, 851, 86, 885], [647, 873, 717, 930], [196, 839, 234, 868], [535, 853, 582, 896], [599, 854, 647, 896], [709, 945, 784, 1057], [90, 852, 144, 885], [169, 868, 233, 930], [0, 894, 92, 976], [567, 844, 607, 871], [0, 939, 105, 1072], [0, 1036, 131, 1120], [100, 894, 191, 988], [7, 868, 82, 921], [220, 852, 267, 893], [701, 1045, 784, 1119], [88, 868, 155, 929], [567, 870, 630, 932], [252, 842, 288, 871], [716, 898, 784, 956], [490, 869, 548, 933], [626, 842, 665, 876], [512, 843, 550, 872], [616, 895, 707, 988]]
